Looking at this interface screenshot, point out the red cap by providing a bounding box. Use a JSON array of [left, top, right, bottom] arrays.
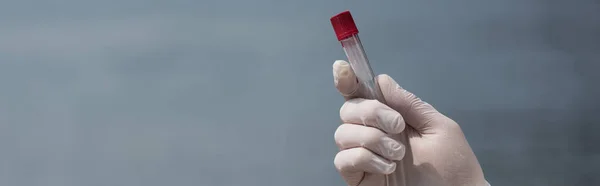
[[330, 10, 359, 41]]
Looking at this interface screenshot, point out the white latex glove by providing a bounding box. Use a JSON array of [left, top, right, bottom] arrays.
[[332, 60, 490, 186]]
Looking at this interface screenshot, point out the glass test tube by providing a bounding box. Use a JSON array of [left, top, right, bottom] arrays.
[[330, 10, 408, 186]]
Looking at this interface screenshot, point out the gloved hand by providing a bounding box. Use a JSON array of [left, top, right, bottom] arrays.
[[332, 60, 490, 186]]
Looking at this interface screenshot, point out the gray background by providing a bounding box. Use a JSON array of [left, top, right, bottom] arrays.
[[1, 0, 599, 185]]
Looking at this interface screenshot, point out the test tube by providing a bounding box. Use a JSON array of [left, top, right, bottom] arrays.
[[330, 11, 384, 103], [330, 10, 407, 186]]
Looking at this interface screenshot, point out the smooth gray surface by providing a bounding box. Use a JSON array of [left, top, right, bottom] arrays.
[[1, 0, 599, 185]]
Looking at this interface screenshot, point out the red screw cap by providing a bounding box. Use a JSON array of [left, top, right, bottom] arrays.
[[330, 10, 359, 41]]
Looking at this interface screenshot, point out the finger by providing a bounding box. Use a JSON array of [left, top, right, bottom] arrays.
[[340, 98, 406, 134], [334, 148, 397, 185], [359, 173, 388, 186], [376, 74, 442, 131], [333, 60, 361, 100], [335, 124, 405, 161]]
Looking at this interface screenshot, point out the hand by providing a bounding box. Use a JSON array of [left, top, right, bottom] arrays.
[[332, 60, 489, 186]]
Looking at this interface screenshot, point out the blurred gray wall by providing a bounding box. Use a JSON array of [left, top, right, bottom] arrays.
[[0, 0, 598, 185]]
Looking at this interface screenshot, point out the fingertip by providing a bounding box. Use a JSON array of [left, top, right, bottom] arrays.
[[333, 60, 352, 81], [391, 111, 406, 134], [335, 148, 397, 178], [382, 162, 397, 175], [376, 106, 406, 134], [333, 60, 359, 97], [376, 74, 442, 132], [377, 136, 406, 161], [333, 60, 348, 67], [376, 74, 401, 92]]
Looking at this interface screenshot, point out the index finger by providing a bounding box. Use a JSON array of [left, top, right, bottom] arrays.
[[340, 98, 406, 134]]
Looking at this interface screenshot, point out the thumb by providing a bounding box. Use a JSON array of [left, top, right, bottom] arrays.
[[333, 60, 361, 100], [377, 74, 442, 132]]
